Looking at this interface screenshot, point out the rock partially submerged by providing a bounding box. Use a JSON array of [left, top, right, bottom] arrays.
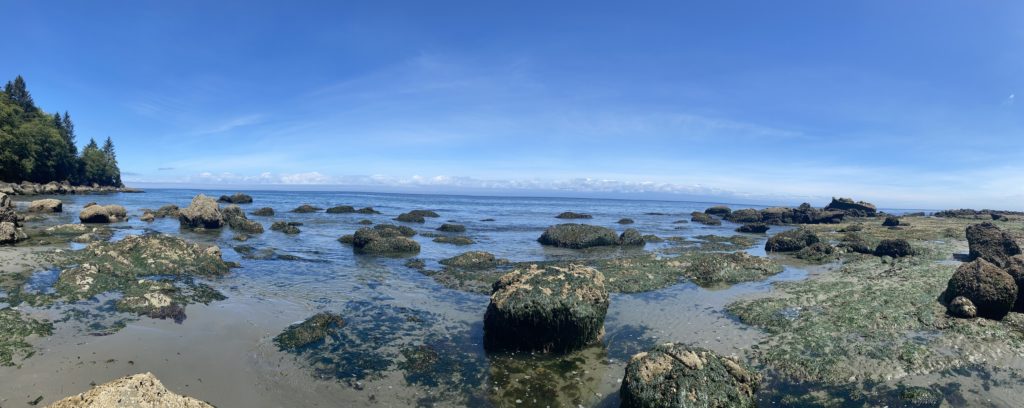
[[325, 205, 355, 214], [395, 212, 426, 223], [537, 223, 619, 249], [691, 211, 722, 226], [945, 259, 1017, 320], [484, 264, 609, 353], [217, 192, 253, 204], [824, 197, 877, 217], [618, 218, 635, 224], [291, 204, 322, 213], [270, 221, 301, 234], [620, 343, 759, 408], [48, 372, 214, 408], [434, 236, 475, 245], [274, 312, 345, 351], [736, 223, 769, 234], [765, 228, 820, 252], [223, 205, 264, 234], [79, 204, 127, 223], [556, 211, 592, 219], [178, 195, 224, 229], [705, 205, 732, 216], [437, 223, 466, 233], [439, 251, 504, 270], [350, 225, 420, 255], [966, 222, 1021, 268], [27, 198, 62, 213], [251, 207, 275, 216], [619, 228, 646, 246], [355, 207, 381, 214]]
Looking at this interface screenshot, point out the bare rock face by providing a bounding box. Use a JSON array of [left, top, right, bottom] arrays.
[[966, 222, 1021, 268], [178, 194, 224, 229], [79, 204, 128, 223], [27, 198, 62, 213], [49, 372, 214, 408]]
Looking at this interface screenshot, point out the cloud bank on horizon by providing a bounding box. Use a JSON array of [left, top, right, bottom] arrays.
[[3, 1, 1023, 209]]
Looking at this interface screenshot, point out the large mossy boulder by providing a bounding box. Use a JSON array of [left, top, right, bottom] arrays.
[[79, 204, 127, 224], [620, 343, 760, 408], [874, 239, 913, 258], [273, 312, 344, 351], [537, 223, 619, 249], [765, 228, 819, 252], [945, 259, 1017, 320], [49, 372, 214, 408], [217, 192, 253, 204], [351, 225, 420, 255], [619, 228, 646, 246], [395, 212, 426, 223], [178, 194, 224, 229], [27, 198, 62, 213], [736, 223, 769, 234], [824, 197, 877, 217], [966, 222, 1021, 268], [437, 223, 466, 233], [483, 264, 609, 353], [408, 209, 440, 218], [704, 205, 732, 216]]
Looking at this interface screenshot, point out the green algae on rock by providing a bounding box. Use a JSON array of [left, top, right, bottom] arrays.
[[274, 312, 345, 351], [439, 251, 505, 270], [619, 343, 760, 408], [0, 308, 52, 366], [537, 223, 618, 249], [433, 236, 475, 245], [691, 211, 722, 226], [351, 225, 420, 255], [555, 211, 592, 219], [484, 264, 609, 353], [765, 228, 820, 252]]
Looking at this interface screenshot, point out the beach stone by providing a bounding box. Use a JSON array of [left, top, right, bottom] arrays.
[[27, 198, 62, 213], [273, 312, 344, 351], [874, 239, 913, 258], [736, 223, 769, 234], [79, 205, 127, 223], [725, 209, 761, 223], [824, 197, 877, 217], [966, 222, 1021, 268], [178, 194, 224, 229], [765, 228, 819, 252], [483, 264, 609, 353], [883, 216, 901, 227], [620, 343, 760, 408], [691, 211, 722, 226], [537, 223, 619, 249], [945, 259, 1017, 320], [440, 251, 502, 270], [217, 192, 253, 204], [705, 205, 732, 216], [291, 204, 322, 213], [555, 211, 591, 219], [352, 225, 420, 255], [48, 372, 214, 408], [437, 223, 466, 233], [326, 205, 355, 214], [619, 228, 646, 246], [948, 296, 977, 318], [251, 207, 275, 216]]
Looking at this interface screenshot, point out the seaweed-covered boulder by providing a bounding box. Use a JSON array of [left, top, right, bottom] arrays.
[[434, 236, 475, 245], [79, 204, 127, 223], [725, 209, 761, 223], [273, 312, 344, 351], [326, 205, 355, 214], [223, 205, 264, 234], [440, 251, 502, 270], [966, 222, 1021, 268], [705, 205, 732, 216], [408, 209, 440, 218], [352, 226, 420, 255], [356, 207, 380, 214], [217, 192, 253, 204], [874, 239, 913, 258], [945, 259, 1017, 320], [736, 223, 769, 234], [395, 212, 426, 223], [251, 207, 275, 216], [537, 223, 619, 249], [178, 194, 224, 229], [620, 343, 759, 408], [556, 211, 592, 219], [618, 218, 635, 224], [437, 223, 466, 233], [691, 212, 722, 226], [49, 372, 214, 408], [619, 228, 646, 246], [483, 264, 609, 353], [1001, 255, 1024, 311], [882, 216, 900, 227], [838, 232, 873, 254], [27, 198, 62, 213], [373, 223, 416, 237], [795, 242, 839, 263], [824, 197, 877, 217], [291, 204, 322, 213], [270, 221, 301, 234], [765, 228, 819, 252]]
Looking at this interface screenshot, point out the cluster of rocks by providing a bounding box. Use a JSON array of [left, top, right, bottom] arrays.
[[691, 211, 722, 226], [823, 197, 877, 217], [271, 221, 301, 234], [945, 222, 1024, 320], [223, 205, 264, 234], [934, 209, 1022, 220], [0, 193, 27, 244], [708, 197, 878, 227], [0, 180, 142, 196], [765, 227, 912, 259], [537, 223, 645, 249]]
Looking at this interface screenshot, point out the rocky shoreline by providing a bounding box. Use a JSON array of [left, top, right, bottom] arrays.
[[0, 181, 142, 196]]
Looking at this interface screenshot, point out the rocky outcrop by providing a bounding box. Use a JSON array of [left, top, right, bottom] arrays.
[[291, 204, 322, 213], [765, 228, 819, 252], [355, 207, 380, 214], [705, 205, 732, 216], [874, 239, 913, 258], [484, 264, 608, 353], [945, 259, 1017, 320], [350, 225, 420, 255], [824, 197, 877, 217], [27, 198, 62, 213], [217, 192, 253, 204], [966, 222, 1021, 268], [0, 181, 141, 196], [619, 343, 759, 408], [736, 223, 769, 234], [437, 223, 466, 233], [537, 224, 619, 249], [556, 211, 592, 219], [223, 205, 264, 234], [79, 204, 128, 223], [325, 205, 355, 214], [725, 209, 761, 223], [691, 212, 722, 226], [48, 372, 214, 408], [0, 208, 28, 244], [178, 195, 224, 229]]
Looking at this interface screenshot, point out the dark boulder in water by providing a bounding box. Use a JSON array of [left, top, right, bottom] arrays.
[[351, 225, 420, 255], [691, 211, 722, 226], [736, 223, 769, 234], [291, 204, 322, 213], [355, 207, 380, 214], [408, 209, 440, 218], [945, 259, 1017, 320], [178, 194, 224, 229], [537, 223, 619, 249], [618, 228, 646, 246], [251, 207, 275, 216], [270, 221, 301, 234], [619, 343, 760, 408], [765, 228, 819, 252], [439, 251, 502, 270], [874, 239, 913, 258], [555, 211, 592, 219], [704, 205, 732, 216], [395, 212, 426, 223], [223, 205, 263, 234], [437, 223, 466, 233], [725, 209, 762, 223], [882, 216, 901, 227], [433, 236, 474, 245], [217, 192, 253, 204], [966, 222, 1021, 268], [483, 264, 609, 353], [325, 205, 355, 214], [273, 312, 344, 351], [824, 197, 877, 217], [617, 218, 635, 224]]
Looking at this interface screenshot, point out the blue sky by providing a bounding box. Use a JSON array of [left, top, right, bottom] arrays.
[[3, 1, 1023, 209]]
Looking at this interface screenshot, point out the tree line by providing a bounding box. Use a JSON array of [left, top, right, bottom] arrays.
[[0, 75, 122, 186]]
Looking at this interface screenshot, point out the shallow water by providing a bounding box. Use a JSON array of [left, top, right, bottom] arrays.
[[0, 190, 937, 406]]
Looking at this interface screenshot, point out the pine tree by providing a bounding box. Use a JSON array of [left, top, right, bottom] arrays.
[[5, 75, 35, 112], [85, 138, 98, 150], [62, 111, 76, 152], [102, 137, 116, 160]]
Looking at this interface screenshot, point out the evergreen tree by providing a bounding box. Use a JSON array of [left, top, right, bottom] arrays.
[[102, 136, 116, 160], [62, 111, 76, 153], [4, 75, 35, 113]]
